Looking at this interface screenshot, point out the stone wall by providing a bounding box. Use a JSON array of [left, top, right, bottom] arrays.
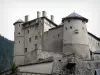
[[88, 34, 100, 52], [24, 50, 37, 64], [37, 50, 100, 75], [43, 26, 63, 53]]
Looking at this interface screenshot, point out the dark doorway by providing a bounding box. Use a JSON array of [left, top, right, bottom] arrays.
[[63, 63, 76, 75]]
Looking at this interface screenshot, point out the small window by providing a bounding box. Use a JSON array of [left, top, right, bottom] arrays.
[[35, 24, 39, 30], [59, 60, 61, 62], [98, 43, 99, 46], [70, 26, 72, 29], [74, 29, 79, 34], [36, 25, 38, 27], [29, 38, 31, 42], [82, 20, 86, 23], [68, 20, 70, 23], [35, 44, 37, 50], [19, 41, 20, 43], [35, 36, 38, 40], [65, 27, 67, 30], [18, 32, 20, 35], [28, 30, 29, 34], [24, 48, 27, 52], [19, 24, 20, 27], [58, 34, 60, 37], [75, 31, 78, 34]]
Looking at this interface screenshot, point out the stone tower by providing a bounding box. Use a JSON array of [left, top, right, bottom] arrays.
[[62, 12, 90, 60], [13, 19, 25, 66]]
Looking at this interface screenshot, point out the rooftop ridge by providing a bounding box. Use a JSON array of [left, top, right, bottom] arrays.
[[62, 12, 88, 22]]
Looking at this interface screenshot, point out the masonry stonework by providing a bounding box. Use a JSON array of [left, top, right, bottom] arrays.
[[13, 11, 100, 75]]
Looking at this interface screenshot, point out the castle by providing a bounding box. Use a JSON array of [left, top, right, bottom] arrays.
[[13, 11, 100, 75]]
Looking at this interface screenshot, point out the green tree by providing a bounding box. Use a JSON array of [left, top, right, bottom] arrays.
[[0, 35, 14, 73]]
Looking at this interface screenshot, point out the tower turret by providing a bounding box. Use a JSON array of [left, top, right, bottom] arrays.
[[62, 12, 90, 60], [13, 19, 25, 66]]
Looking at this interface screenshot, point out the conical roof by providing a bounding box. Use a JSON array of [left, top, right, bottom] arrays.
[[62, 12, 88, 22], [16, 19, 24, 23], [13, 19, 24, 25]]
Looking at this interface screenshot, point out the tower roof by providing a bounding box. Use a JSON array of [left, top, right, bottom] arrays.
[[13, 19, 24, 25], [62, 12, 88, 22]]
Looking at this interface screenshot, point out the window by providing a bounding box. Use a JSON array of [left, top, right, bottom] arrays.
[[74, 29, 79, 34], [65, 27, 67, 30], [18, 32, 20, 35], [98, 43, 99, 46], [68, 20, 70, 23], [28, 30, 29, 34], [35, 24, 39, 30], [58, 34, 60, 37], [24, 48, 27, 52], [35, 44, 37, 50], [59, 60, 61, 62], [29, 38, 31, 42], [35, 36, 38, 40], [70, 26, 72, 29], [19, 41, 20, 43], [82, 20, 86, 23], [19, 24, 20, 27]]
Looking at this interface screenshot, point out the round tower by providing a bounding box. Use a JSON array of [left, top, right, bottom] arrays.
[[13, 19, 25, 66], [62, 12, 90, 60]]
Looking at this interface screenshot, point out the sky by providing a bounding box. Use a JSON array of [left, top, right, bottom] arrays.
[[0, 0, 100, 41]]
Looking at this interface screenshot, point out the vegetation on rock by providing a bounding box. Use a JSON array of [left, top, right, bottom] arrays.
[[0, 35, 14, 73]]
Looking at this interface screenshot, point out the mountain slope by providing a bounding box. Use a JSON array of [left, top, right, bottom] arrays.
[[0, 35, 14, 72]]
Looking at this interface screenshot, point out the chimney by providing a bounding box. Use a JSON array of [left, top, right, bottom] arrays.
[[25, 15, 28, 22], [51, 15, 54, 22], [42, 11, 46, 17], [37, 11, 40, 18]]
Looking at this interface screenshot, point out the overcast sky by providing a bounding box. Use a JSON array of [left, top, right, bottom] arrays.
[[0, 0, 100, 40]]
